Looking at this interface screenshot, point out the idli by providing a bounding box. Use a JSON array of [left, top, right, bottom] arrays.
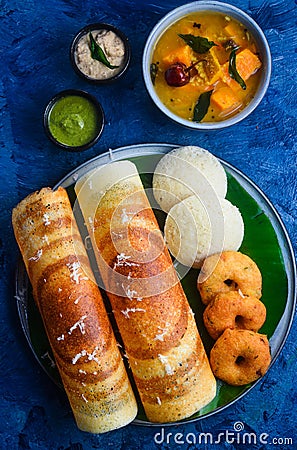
[[153, 146, 227, 213], [164, 196, 244, 268]]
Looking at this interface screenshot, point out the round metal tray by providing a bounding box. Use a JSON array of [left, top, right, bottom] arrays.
[[15, 143, 296, 426]]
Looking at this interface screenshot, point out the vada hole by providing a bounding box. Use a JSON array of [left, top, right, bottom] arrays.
[[224, 279, 238, 289], [235, 315, 245, 327], [235, 355, 245, 365]]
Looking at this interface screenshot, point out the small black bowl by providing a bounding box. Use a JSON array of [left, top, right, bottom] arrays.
[[70, 23, 131, 84], [43, 89, 104, 152]]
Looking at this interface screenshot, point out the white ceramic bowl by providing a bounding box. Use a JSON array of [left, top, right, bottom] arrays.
[[142, 1, 271, 130]]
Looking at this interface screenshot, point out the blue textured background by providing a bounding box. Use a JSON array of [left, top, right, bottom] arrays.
[[1, 0, 296, 449]]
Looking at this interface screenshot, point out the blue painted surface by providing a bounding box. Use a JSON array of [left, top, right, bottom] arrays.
[[0, 0, 296, 448]]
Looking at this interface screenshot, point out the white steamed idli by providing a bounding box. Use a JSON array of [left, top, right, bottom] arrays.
[[164, 196, 244, 268], [153, 146, 227, 213]]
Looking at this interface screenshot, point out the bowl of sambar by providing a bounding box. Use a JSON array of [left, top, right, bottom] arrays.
[[142, 1, 271, 130]]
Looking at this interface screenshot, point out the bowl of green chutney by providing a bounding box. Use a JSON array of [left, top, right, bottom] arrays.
[[44, 89, 104, 151]]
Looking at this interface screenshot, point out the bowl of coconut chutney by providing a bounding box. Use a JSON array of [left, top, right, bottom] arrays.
[[70, 23, 131, 83]]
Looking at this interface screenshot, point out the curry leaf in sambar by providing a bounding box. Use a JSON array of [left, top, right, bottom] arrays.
[[150, 63, 158, 85], [193, 90, 213, 122], [229, 48, 246, 90], [178, 34, 217, 54]]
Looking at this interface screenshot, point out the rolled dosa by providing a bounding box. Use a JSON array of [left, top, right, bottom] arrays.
[[12, 187, 137, 433], [75, 161, 216, 422]]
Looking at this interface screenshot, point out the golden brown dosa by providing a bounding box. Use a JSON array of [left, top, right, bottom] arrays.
[[12, 186, 137, 433], [75, 161, 216, 422]]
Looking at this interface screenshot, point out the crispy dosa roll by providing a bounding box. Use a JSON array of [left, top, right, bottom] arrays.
[[12, 187, 137, 433], [75, 161, 216, 423]]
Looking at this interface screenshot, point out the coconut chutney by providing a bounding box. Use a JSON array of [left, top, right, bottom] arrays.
[[75, 29, 125, 80]]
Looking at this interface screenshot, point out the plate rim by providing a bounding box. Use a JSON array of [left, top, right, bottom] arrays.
[[15, 142, 297, 427]]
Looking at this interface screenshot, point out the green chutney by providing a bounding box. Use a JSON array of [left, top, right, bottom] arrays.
[[48, 95, 101, 147]]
